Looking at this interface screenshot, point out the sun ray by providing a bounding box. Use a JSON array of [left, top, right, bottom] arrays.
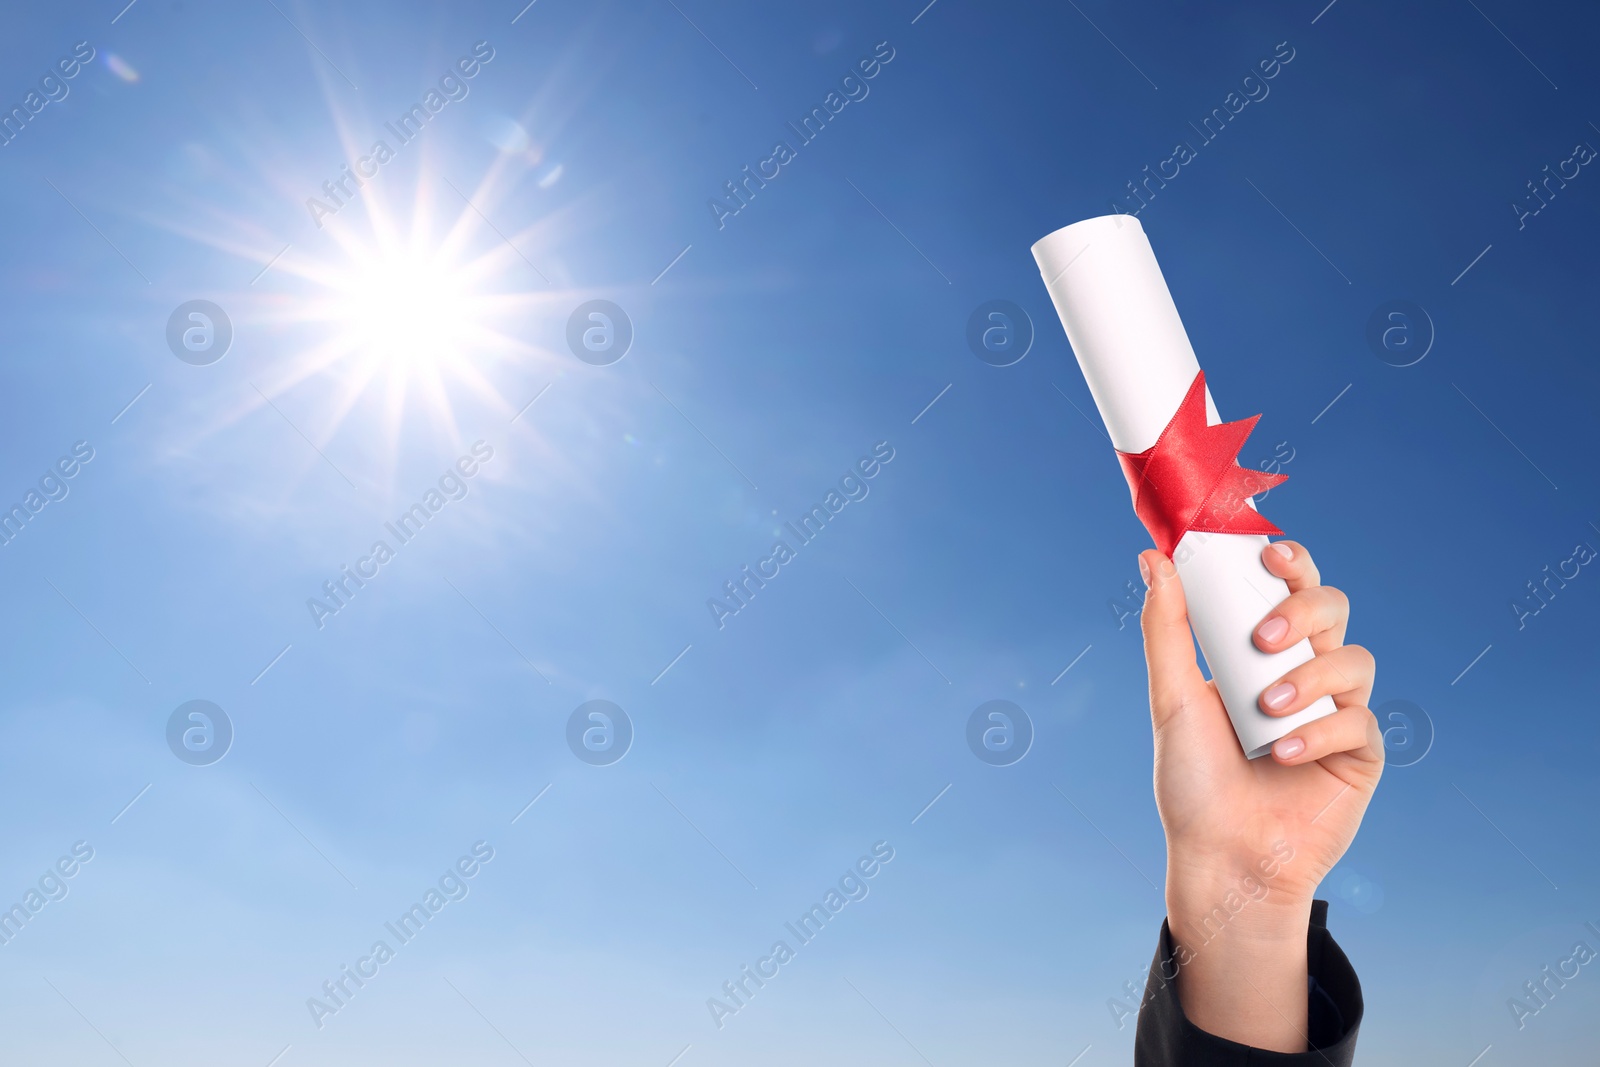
[[126, 33, 626, 509]]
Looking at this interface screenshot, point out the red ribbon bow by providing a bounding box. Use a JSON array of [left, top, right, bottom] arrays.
[[1115, 370, 1286, 558]]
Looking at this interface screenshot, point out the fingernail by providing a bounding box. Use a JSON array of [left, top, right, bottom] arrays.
[[1257, 615, 1290, 643], [1270, 542, 1293, 560], [1262, 682, 1296, 711], [1138, 555, 1151, 588], [1273, 736, 1306, 760]]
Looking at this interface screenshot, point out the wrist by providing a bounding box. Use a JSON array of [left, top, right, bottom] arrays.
[[1165, 845, 1312, 951], [1162, 848, 1314, 1054], [1167, 888, 1310, 960]]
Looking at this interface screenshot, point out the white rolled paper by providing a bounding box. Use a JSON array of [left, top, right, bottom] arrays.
[[1031, 214, 1336, 759]]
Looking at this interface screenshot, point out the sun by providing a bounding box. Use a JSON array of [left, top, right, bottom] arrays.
[[334, 248, 477, 367], [138, 50, 582, 494], [231, 163, 568, 467]]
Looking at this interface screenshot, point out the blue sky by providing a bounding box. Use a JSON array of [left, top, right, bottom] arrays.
[[1, 0, 1598, 1064]]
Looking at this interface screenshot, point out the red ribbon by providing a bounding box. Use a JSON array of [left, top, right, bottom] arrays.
[[1115, 370, 1286, 558]]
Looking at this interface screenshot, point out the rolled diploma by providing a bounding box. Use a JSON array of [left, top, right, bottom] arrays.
[[1031, 214, 1336, 759]]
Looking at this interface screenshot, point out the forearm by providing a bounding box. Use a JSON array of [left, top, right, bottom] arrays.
[[1165, 867, 1313, 1052]]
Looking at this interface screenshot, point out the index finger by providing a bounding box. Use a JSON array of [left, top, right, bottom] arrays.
[[1262, 540, 1321, 592]]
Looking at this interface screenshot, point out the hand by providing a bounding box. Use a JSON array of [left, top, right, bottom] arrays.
[[1139, 540, 1383, 1052]]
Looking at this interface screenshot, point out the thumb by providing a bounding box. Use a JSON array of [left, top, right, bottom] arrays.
[[1139, 549, 1203, 715]]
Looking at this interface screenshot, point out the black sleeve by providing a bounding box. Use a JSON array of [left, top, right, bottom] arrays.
[[1133, 900, 1363, 1066]]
